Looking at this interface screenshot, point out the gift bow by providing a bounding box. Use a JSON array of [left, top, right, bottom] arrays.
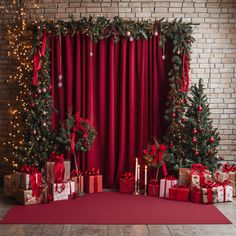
[[121, 172, 134, 180], [191, 164, 208, 173], [20, 164, 39, 174], [33, 30, 47, 86], [222, 163, 236, 173], [70, 112, 89, 153], [85, 168, 100, 176], [166, 175, 177, 181], [71, 169, 83, 177]]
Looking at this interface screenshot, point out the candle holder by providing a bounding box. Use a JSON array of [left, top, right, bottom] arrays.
[[144, 185, 147, 196], [133, 180, 140, 195], [78, 174, 84, 197]]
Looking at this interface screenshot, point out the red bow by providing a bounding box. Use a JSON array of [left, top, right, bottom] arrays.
[[191, 164, 208, 173], [181, 50, 190, 92], [49, 152, 65, 184], [71, 169, 83, 177], [165, 175, 177, 181], [85, 168, 100, 176], [121, 172, 134, 180], [33, 30, 47, 86], [222, 163, 236, 173]]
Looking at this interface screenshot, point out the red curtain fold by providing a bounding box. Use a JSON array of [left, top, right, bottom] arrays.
[[51, 34, 171, 187]]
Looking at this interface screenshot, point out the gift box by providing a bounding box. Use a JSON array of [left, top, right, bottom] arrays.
[[159, 176, 178, 198], [50, 182, 71, 201], [148, 180, 159, 196], [15, 188, 42, 205], [215, 164, 236, 183], [202, 187, 218, 204], [84, 175, 95, 193], [179, 168, 191, 187], [46, 160, 70, 183], [169, 186, 190, 201], [72, 175, 84, 193], [228, 181, 236, 197], [11, 172, 22, 197], [94, 175, 103, 193], [20, 173, 42, 190], [216, 184, 233, 202], [190, 187, 202, 203], [119, 172, 134, 194], [190, 164, 212, 189], [4, 175, 13, 197], [214, 171, 229, 183]]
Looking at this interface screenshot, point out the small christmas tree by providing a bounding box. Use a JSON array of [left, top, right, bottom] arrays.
[[182, 79, 220, 171]]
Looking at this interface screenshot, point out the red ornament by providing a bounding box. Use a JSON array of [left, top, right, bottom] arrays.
[[209, 136, 214, 143], [219, 156, 224, 161], [194, 150, 199, 156], [192, 128, 197, 135], [198, 106, 202, 112], [33, 93, 38, 98], [31, 102, 35, 107], [207, 150, 212, 155], [171, 112, 176, 118], [192, 137, 197, 143], [126, 31, 131, 37], [181, 118, 186, 123]]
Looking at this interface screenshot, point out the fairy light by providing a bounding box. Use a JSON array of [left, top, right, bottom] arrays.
[[1, 0, 44, 170]]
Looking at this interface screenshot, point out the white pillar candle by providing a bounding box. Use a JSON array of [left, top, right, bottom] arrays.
[[135, 158, 138, 181], [137, 164, 140, 181], [144, 165, 147, 186]]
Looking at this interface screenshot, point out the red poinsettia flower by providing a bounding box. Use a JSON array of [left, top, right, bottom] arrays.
[[159, 144, 167, 152], [150, 145, 157, 156]]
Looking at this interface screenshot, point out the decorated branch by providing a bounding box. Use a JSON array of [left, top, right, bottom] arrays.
[[57, 112, 97, 153]]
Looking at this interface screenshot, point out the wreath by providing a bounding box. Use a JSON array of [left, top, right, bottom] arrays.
[[57, 112, 97, 153]]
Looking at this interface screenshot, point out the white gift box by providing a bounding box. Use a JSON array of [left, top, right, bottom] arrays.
[[191, 173, 212, 189], [214, 171, 229, 183], [20, 173, 41, 190], [159, 178, 178, 198], [216, 185, 233, 202], [51, 182, 70, 201]]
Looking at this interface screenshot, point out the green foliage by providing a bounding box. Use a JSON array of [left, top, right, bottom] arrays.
[[56, 114, 97, 154], [182, 79, 221, 171]]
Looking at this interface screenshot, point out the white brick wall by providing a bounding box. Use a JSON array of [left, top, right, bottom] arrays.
[[0, 0, 236, 161]]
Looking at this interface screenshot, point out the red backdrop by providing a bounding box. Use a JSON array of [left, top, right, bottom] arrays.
[[51, 34, 172, 188]]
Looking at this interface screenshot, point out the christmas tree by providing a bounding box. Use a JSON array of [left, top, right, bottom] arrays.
[[182, 79, 220, 171]]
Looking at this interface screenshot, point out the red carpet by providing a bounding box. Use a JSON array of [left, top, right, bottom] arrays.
[[0, 192, 231, 224]]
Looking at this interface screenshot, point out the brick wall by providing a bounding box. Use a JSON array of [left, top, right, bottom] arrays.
[[0, 0, 236, 162]]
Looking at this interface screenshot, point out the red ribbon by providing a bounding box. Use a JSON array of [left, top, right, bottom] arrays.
[[121, 172, 134, 180], [33, 30, 47, 86], [190, 164, 210, 187], [20, 164, 42, 198], [222, 163, 236, 173], [181, 50, 190, 93], [49, 152, 65, 184], [71, 169, 83, 177]]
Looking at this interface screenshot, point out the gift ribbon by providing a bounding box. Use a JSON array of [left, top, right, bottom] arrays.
[[181, 49, 190, 93], [71, 169, 83, 177], [70, 112, 89, 154], [20, 164, 42, 198], [85, 168, 100, 176], [222, 163, 236, 173], [33, 30, 47, 86], [121, 172, 134, 180], [49, 152, 65, 184], [190, 164, 210, 187]]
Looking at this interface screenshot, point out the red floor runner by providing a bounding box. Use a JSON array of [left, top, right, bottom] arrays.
[[0, 192, 231, 224]]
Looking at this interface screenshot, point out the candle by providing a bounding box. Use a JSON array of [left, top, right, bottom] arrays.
[[145, 165, 147, 186], [135, 158, 138, 182], [137, 164, 140, 181]]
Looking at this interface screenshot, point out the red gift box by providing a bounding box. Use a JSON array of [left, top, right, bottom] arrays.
[[191, 188, 202, 203], [119, 178, 134, 193], [84, 175, 94, 193], [148, 179, 159, 196], [94, 175, 103, 193], [169, 186, 190, 201], [119, 172, 134, 194]]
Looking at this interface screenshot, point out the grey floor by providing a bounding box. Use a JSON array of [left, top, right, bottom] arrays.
[[0, 190, 236, 236]]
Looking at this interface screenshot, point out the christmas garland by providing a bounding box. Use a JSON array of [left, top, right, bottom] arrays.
[[15, 17, 195, 168]]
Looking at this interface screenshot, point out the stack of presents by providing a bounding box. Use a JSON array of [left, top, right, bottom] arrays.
[[119, 163, 236, 204], [4, 152, 103, 205]]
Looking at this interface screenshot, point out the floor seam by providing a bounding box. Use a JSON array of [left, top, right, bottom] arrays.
[[167, 225, 172, 236]]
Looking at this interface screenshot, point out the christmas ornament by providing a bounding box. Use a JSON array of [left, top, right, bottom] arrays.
[[209, 136, 214, 143], [194, 150, 199, 156], [207, 150, 212, 155], [42, 88, 47, 93], [171, 112, 176, 118], [198, 106, 202, 112], [126, 31, 131, 37], [192, 137, 197, 143], [192, 128, 197, 135], [33, 93, 38, 98], [154, 31, 158, 36]]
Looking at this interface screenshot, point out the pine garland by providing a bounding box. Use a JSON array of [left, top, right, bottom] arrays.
[[16, 16, 195, 168]]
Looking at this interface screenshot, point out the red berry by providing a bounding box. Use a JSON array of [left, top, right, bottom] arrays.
[[194, 150, 199, 156]]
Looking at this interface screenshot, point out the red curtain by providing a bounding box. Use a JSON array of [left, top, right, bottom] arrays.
[[51, 34, 172, 188]]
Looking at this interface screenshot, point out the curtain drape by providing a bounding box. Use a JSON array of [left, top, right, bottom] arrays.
[[51, 33, 172, 188]]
